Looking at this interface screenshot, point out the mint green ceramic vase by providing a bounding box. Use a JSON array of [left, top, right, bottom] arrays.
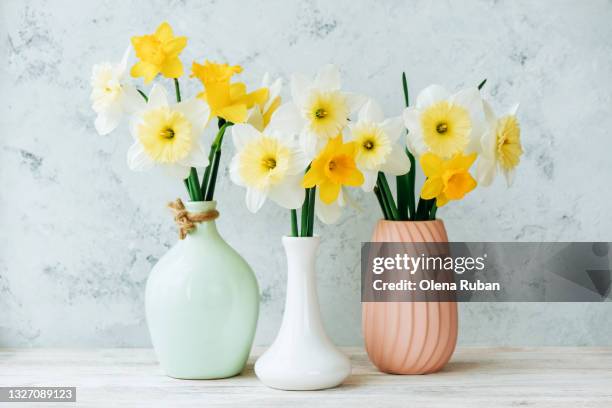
[[145, 201, 259, 379]]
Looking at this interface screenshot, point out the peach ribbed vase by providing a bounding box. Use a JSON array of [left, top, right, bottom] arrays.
[[362, 219, 458, 374]]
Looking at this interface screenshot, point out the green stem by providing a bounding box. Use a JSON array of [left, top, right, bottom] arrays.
[[307, 187, 316, 236], [400, 72, 417, 220], [201, 121, 231, 199], [377, 172, 399, 220], [406, 149, 416, 220], [188, 168, 203, 201], [174, 78, 182, 102], [137, 89, 148, 102], [374, 186, 389, 219], [478, 78, 487, 90], [429, 202, 438, 220], [300, 189, 309, 237], [290, 209, 299, 237]]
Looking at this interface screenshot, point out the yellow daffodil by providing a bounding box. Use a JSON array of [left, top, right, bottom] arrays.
[[130, 22, 187, 83], [127, 85, 210, 179], [247, 73, 282, 131], [191, 60, 268, 124], [477, 101, 522, 186], [272, 65, 364, 159], [420, 152, 477, 207], [347, 99, 411, 191], [229, 123, 306, 212], [303, 136, 364, 204], [403, 85, 484, 158]]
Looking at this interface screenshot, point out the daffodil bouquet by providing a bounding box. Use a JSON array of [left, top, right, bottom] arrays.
[[91, 22, 276, 202], [91, 22, 523, 239]]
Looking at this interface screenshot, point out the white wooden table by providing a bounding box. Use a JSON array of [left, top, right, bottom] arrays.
[[1, 347, 611, 407]]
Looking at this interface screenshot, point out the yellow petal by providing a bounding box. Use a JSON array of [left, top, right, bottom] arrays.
[[130, 61, 159, 83], [242, 88, 269, 108], [339, 140, 357, 157], [421, 177, 443, 199], [155, 22, 174, 42], [444, 172, 477, 199], [319, 181, 341, 204], [263, 96, 281, 127], [302, 164, 324, 188], [229, 82, 247, 100], [420, 153, 443, 178], [450, 152, 477, 171], [160, 57, 184, 79], [163, 37, 187, 57], [343, 166, 364, 187], [436, 192, 449, 207], [218, 104, 248, 123]]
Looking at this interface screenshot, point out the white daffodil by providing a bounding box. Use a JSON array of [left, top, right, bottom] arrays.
[[127, 84, 211, 179], [347, 100, 411, 191], [403, 85, 485, 158], [246, 73, 282, 131], [477, 101, 522, 186], [271, 64, 364, 159], [229, 123, 307, 213], [90, 47, 143, 135]]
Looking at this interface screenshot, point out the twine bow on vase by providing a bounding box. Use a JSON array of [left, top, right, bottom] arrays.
[[168, 198, 219, 239]]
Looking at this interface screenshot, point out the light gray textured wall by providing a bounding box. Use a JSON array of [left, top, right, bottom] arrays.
[[1, 0, 611, 347]]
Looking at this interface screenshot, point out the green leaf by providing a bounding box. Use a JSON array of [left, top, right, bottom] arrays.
[[478, 78, 487, 90], [377, 172, 399, 220], [290, 209, 299, 237]]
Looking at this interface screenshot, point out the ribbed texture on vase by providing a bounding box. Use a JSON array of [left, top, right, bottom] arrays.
[[362, 220, 458, 374]]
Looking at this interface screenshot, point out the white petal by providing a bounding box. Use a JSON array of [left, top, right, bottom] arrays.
[[381, 147, 411, 175], [345, 92, 366, 114], [290, 73, 312, 107], [246, 187, 267, 213], [482, 99, 497, 124], [508, 103, 520, 116], [402, 107, 420, 134], [267, 103, 304, 136], [175, 98, 210, 136], [503, 168, 516, 187], [229, 155, 245, 186], [315, 193, 342, 224], [147, 84, 169, 109], [416, 84, 450, 109], [94, 110, 121, 135], [268, 175, 305, 209], [126, 142, 154, 171], [476, 158, 496, 187], [380, 116, 404, 143], [246, 107, 265, 132], [118, 46, 130, 74], [231, 123, 261, 150], [451, 87, 485, 153], [361, 169, 378, 192], [314, 64, 341, 90], [299, 131, 319, 161], [180, 143, 209, 168], [358, 99, 385, 123]]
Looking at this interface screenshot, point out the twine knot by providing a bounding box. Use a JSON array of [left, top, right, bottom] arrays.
[[168, 198, 219, 239]]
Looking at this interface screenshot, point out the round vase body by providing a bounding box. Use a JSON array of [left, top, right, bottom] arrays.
[[145, 201, 259, 379], [362, 219, 458, 374]]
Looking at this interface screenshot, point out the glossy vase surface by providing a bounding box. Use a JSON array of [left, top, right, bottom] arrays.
[[362, 219, 458, 374], [255, 236, 351, 390], [145, 201, 259, 379]]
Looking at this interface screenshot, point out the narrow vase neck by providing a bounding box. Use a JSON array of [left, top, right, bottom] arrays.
[[184, 201, 220, 239], [279, 236, 326, 335]]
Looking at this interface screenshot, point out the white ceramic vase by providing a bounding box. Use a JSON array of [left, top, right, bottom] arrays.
[[254, 236, 351, 390]]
